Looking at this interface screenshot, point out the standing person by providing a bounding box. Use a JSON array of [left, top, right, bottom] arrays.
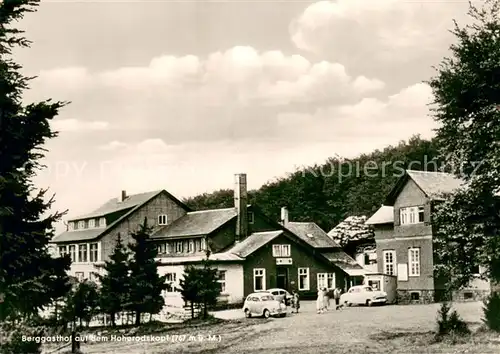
[[323, 287, 329, 311], [316, 288, 324, 314], [291, 290, 300, 314], [334, 287, 341, 310]]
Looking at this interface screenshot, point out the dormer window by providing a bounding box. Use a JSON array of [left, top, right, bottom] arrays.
[[68, 222, 74, 231], [77, 220, 85, 229], [158, 214, 168, 226], [88, 219, 95, 228], [99, 217, 106, 228]]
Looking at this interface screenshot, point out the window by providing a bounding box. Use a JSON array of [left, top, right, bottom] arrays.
[[400, 206, 425, 225], [89, 272, 98, 282], [68, 245, 76, 262], [272, 244, 291, 257], [75, 272, 84, 282], [165, 273, 177, 292], [253, 268, 266, 291], [200, 238, 206, 251], [317, 273, 326, 289], [166, 242, 172, 254], [218, 270, 226, 293], [58, 245, 68, 257], [248, 211, 254, 224], [418, 206, 425, 222], [408, 248, 420, 276], [364, 253, 370, 265], [383, 250, 396, 275], [157, 243, 166, 255], [317, 273, 335, 289], [471, 265, 480, 274], [89, 243, 99, 262], [77, 220, 85, 229], [158, 214, 168, 226], [175, 242, 183, 253], [88, 219, 95, 228], [68, 222, 74, 231], [298, 268, 310, 291], [188, 240, 194, 253], [327, 273, 335, 289], [78, 244, 88, 262], [99, 217, 106, 228]]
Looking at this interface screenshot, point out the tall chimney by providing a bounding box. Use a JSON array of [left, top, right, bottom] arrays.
[[120, 190, 127, 202], [280, 207, 289, 226], [234, 173, 248, 243]]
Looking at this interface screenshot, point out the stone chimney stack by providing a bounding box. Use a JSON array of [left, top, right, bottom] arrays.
[[280, 207, 289, 226], [120, 190, 127, 202], [234, 173, 248, 243]]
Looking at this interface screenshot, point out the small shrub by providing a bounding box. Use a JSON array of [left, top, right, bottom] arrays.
[[436, 302, 470, 339], [482, 291, 500, 332], [0, 321, 44, 354]]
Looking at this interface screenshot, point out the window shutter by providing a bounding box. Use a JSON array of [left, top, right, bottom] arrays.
[[394, 208, 400, 226]]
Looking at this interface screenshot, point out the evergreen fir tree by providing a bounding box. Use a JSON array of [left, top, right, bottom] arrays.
[[127, 217, 167, 325], [197, 250, 221, 319], [97, 234, 130, 327], [0, 0, 71, 322]]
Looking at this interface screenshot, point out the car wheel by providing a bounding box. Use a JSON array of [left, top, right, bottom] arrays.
[[263, 309, 270, 318], [366, 300, 372, 307], [244, 309, 252, 318], [345, 301, 352, 307]]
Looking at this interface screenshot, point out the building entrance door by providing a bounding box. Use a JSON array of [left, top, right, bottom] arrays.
[[276, 266, 289, 290]]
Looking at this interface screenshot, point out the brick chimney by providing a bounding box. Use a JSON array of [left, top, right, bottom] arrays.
[[234, 173, 248, 243], [280, 207, 289, 226], [120, 190, 127, 202]]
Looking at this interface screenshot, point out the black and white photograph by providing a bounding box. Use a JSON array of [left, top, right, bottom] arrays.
[[1, 0, 500, 353]]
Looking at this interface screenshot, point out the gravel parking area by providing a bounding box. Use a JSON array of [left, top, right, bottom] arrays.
[[56, 301, 500, 354]]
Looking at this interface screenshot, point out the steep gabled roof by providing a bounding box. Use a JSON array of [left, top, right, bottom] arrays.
[[70, 190, 162, 220], [226, 231, 283, 258], [385, 170, 464, 206], [151, 207, 238, 239], [286, 222, 341, 248], [365, 205, 394, 225], [52, 190, 191, 243]]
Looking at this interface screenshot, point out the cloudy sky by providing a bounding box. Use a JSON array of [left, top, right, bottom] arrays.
[[16, 0, 472, 228]]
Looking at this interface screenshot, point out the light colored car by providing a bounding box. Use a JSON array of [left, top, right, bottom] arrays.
[[243, 292, 287, 318], [261, 288, 292, 305], [340, 285, 387, 306]]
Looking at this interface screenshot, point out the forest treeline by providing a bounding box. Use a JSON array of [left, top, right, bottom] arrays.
[[184, 135, 442, 231]]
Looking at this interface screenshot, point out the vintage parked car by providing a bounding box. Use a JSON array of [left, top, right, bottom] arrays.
[[243, 292, 287, 318], [340, 285, 387, 306], [262, 288, 293, 306]]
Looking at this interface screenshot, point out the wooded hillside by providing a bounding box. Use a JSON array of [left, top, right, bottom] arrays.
[[184, 135, 441, 231]]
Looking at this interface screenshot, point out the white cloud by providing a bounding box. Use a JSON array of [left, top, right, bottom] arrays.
[[276, 82, 436, 141], [28, 46, 385, 144], [99, 141, 128, 151], [51, 119, 109, 132], [290, 0, 470, 63]]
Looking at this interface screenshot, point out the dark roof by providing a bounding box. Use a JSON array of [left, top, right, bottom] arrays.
[[52, 190, 189, 243], [385, 170, 464, 205], [365, 206, 394, 225], [151, 207, 238, 239], [70, 190, 163, 220], [52, 228, 104, 243], [227, 231, 283, 258], [286, 222, 340, 248], [321, 249, 365, 274]]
